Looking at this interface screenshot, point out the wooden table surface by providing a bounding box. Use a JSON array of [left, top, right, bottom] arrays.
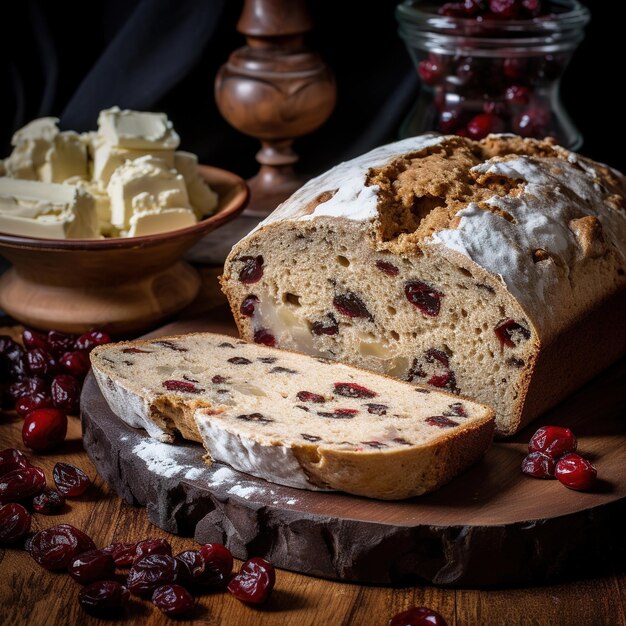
[[1, 269, 626, 626]]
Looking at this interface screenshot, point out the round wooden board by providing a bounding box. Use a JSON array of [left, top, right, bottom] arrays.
[[81, 350, 626, 587]]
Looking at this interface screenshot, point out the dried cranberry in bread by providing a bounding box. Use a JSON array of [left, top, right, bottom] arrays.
[[221, 134, 626, 436], [90, 333, 494, 499]]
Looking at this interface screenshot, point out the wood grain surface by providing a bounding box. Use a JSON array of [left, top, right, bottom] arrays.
[[2, 269, 626, 625]]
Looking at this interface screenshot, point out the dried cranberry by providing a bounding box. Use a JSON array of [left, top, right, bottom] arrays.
[[439, 107, 463, 133], [162, 380, 202, 393], [50, 374, 81, 412], [29, 524, 96, 570], [134, 538, 172, 563], [9, 376, 47, 402], [426, 416, 459, 428], [488, 0, 520, 18], [0, 503, 32, 544], [333, 382, 377, 399], [317, 408, 359, 419], [333, 292, 372, 319], [0, 466, 46, 502], [311, 315, 339, 336], [228, 357, 252, 365], [53, 462, 91, 497], [198, 543, 233, 579], [177, 550, 226, 588], [513, 106, 550, 137], [22, 329, 48, 351], [79, 580, 130, 614], [59, 351, 91, 377], [495, 319, 531, 348], [69, 549, 115, 584], [26, 348, 56, 377], [47, 330, 76, 356], [503, 57, 527, 81], [5, 342, 28, 379], [0, 448, 31, 477], [296, 391, 326, 403], [236, 412, 273, 423], [127, 554, 180, 596], [389, 606, 448, 626], [152, 584, 195, 616], [505, 84, 531, 105], [75, 330, 111, 352], [15, 393, 53, 416], [227, 557, 275, 605], [103, 542, 137, 567], [405, 281, 442, 317], [466, 112, 505, 139], [32, 488, 66, 514], [445, 402, 467, 417], [375, 260, 400, 276], [238, 255, 264, 284], [521, 451, 556, 479], [240, 295, 259, 317], [211, 375, 228, 384], [365, 403, 388, 415], [427, 371, 457, 390], [417, 58, 443, 86], [22, 408, 68, 452], [254, 329, 276, 347], [555, 453, 597, 491], [528, 426, 577, 458]]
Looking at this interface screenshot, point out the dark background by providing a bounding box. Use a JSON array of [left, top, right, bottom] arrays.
[[0, 0, 622, 177]]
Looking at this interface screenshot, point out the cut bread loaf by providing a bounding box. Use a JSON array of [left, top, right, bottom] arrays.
[[90, 332, 494, 499], [221, 134, 626, 436]]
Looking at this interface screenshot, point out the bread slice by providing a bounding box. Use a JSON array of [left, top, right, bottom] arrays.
[[220, 134, 626, 436], [90, 332, 494, 499]]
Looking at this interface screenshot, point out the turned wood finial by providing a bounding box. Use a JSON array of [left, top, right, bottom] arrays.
[[215, 0, 336, 216]]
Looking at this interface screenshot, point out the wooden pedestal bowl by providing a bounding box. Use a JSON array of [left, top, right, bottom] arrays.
[[0, 166, 248, 335]]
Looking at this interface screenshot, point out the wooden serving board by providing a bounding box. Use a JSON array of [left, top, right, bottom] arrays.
[[81, 306, 626, 586]]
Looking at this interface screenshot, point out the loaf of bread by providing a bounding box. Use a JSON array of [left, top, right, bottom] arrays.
[[90, 332, 494, 499], [221, 134, 626, 436]]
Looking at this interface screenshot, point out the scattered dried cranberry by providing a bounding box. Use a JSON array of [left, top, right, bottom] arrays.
[[333, 292, 372, 320], [4, 342, 28, 379], [238, 255, 264, 284], [0, 503, 32, 545], [513, 106, 550, 137], [162, 380, 202, 393], [9, 376, 47, 402], [333, 382, 377, 399], [32, 488, 66, 514], [528, 426, 577, 459], [75, 330, 111, 352], [103, 542, 137, 567], [240, 295, 259, 317], [494, 319, 531, 348], [59, 351, 91, 378], [521, 451, 556, 479], [389, 606, 448, 626], [227, 557, 275, 605], [69, 549, 115, 584], [375, 260, 400, 276], [53, 462, 91, 497], [134, 538, 172, 563], [127, 554, 180, 596], [296, 391, 326, 403], [22, 408, 68, 452], [425, 416, 459, 428], [311, 315, 340, 336], [0, 466, 46, 502], [317, 408, 359, 419], [176, 550, 206, 581], [152, 584, 195, 616], [0, 448, 31, 477], [47, 331, 76, 356], [15, 393, 53, 417], [505, 84, 531, 104], [198, 543, 233, 579], [365, 403, 388, 415], [26, 348, 57, 377], [254, 329, 276, 347], [405, 281, 442, 317], [50, 374, 81, 413], [79, 580, 130, 614], [555, 453, 597, 491], [418, 58, 443, 85], [22, 329, 48, 351], [29, 524, 96, 570], [466, 112, 504, 139]]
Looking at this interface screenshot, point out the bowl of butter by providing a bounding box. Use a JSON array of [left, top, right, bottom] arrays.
[[0, 107, 248, 334]]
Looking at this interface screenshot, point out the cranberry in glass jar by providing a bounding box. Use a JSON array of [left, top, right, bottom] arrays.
[[396, 0, 590, 147]]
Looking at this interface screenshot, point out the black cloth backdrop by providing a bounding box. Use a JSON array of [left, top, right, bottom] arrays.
[[1, 0, 623, 179]]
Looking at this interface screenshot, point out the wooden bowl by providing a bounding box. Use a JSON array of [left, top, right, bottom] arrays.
[[0, 166, 248, 335]]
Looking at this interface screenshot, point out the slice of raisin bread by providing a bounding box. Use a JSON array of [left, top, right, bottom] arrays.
[[90, 332, 494, 499], [220, 134, 626, 436]]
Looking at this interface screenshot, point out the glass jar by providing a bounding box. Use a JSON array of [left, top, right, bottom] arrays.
[[396, 0, 590, 149]]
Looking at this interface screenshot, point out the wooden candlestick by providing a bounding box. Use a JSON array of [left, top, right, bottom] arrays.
[[215, 0, 336, 216]]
